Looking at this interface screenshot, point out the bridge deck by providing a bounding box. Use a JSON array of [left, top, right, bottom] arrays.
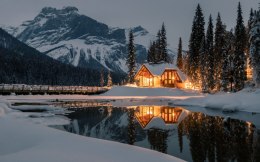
[[0, 84, 110, 95]]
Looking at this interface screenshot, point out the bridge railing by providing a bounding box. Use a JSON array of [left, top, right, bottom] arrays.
[[0, 84, 111, 95]]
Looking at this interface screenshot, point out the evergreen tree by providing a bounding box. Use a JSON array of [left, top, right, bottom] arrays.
[[249, 8, 260, 87], [177, 37, 183, 70], [147, 23, 169, 64], [155, 30, 162, 63], [107, 71, 113, 87], [160, 23, 169, 62], [233, 2, 247, 91], [126, 30, 136, 84], [214, 13, 226, 91], [147, 41, 156, 63], [206, 15, 215, 91], [188, 4, 205, 87], [183, 51, 190, 76], [200, 35, 208, 92], [247, 8, 254, 68], [221, 30, 235, 92], [100, 69, 104, 87]]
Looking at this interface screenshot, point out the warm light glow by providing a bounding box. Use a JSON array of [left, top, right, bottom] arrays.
[[185, 82, 192, 89], [134, 106, 183, 128], [147, 110, 153, 115]]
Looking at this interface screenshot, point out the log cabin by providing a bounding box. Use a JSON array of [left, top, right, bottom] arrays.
[[134, 63, 188, 88]]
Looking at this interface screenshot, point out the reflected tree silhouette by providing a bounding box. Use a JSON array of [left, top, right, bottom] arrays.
[[178, 122, 184, 153], [127, 108, 136, 145], [147, 128, 169, 153], [180, 112, 257, 162]]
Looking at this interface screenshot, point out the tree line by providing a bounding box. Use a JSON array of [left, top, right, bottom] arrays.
[[177, 3, 260, 92], [126, 23, 170, 83]]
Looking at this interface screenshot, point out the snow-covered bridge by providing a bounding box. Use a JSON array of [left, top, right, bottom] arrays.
[[0, 84, 110, 95]]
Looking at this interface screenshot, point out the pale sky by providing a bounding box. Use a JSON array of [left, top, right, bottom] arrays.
[[0, 0, 258, 49]]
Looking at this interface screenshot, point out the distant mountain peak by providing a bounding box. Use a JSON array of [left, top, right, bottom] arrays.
[[1, 6, 176, 74], [131, 26, 149, 36], [132, 26, 147, 32], [40, 6, 79, 16]]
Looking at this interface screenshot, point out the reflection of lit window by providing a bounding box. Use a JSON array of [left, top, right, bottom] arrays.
[[135, 106, 183, 128]]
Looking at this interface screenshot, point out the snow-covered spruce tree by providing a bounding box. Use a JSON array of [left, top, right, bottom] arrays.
[[177, 37, 183, 70], [249, 9, 260, 88], [126, 30, 136, 84], [160, 23, 169, 63], [214, 13, 226, 91], [221, 30, 235, 92], [206, 15, 215, 91], [199, 35, 208, 92], [233, 2, 247, 91], [107, 71, 113, 87], [188, 4, 205, 87], [100, 69, 104, 87]]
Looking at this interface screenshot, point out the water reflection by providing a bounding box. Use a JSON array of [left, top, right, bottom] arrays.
[[53, 103, 260, 162], [135, 106, 186, 129], [181, 112, 258, 162]]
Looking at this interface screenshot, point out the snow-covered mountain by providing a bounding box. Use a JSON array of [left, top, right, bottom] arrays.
[[2, 6, 176, 73]]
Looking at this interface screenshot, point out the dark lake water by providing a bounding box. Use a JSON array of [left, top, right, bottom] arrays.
[[50, 101, 260, 162]]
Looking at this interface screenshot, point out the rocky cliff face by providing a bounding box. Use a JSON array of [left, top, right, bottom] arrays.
[[3, 6, 175, 74]]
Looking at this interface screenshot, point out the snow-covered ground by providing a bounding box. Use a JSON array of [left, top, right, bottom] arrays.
[[175, 87, 260, 113], [0, 102, 184, 162], [2, 86, 260, 113], [1, 85, 260, 162]]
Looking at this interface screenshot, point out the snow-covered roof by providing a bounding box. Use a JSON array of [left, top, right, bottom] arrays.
[[141, 63, 188, 81]]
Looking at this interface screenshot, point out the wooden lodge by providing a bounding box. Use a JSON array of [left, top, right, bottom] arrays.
[[134, 63, 187, 88]]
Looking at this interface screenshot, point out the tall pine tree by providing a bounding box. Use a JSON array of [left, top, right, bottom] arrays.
[[160, 23, 169, 62], [206, 15, 215, 91], [126, 30, 136, 84], [221, 30, 235, 92], [214, 13, 226, 90], [188, 4, 205, 87], [247, 9, 254, 59], [233, 2, 247, 91], [249, 8, 260, 87], [200, 35, 208, 92], [177, 37, 183, 70], [147, 41, 156, 63], [155, 30, 162, 63]]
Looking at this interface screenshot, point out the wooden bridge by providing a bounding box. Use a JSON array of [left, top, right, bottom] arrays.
[[57, 101, 113, 109], [0, 84, 110, 95]]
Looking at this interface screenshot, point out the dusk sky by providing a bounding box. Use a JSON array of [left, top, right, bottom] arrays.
[[0, 0, 259, 49]]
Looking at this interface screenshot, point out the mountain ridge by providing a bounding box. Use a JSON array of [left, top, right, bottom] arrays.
[[0, 27, 125, 85], [2, 6, 176, 74]]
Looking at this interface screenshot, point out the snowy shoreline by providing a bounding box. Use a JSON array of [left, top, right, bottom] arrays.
[[1, 86, 260, 162], [0, 100, 185, 162], [1, 86, 260, 113]]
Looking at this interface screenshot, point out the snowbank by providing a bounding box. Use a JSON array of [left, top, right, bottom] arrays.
[[176, 88, 260, 113], [102, 86, 199, 96], [0, 104, 184, 162]]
